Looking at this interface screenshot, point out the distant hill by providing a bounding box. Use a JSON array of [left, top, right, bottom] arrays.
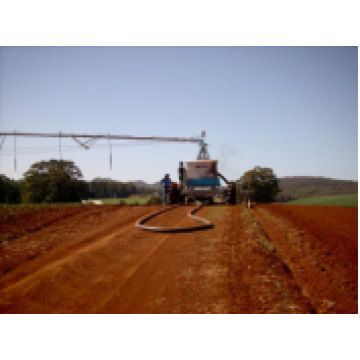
[[276, 176, 358, 202]]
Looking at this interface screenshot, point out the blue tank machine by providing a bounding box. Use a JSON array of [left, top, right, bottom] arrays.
[[169, 132, 236, 204]]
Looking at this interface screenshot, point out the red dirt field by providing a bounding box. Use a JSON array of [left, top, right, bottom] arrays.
[[1, 205, 88, 243], [0, 204, 357, 313], [253, 204, 358, 313], [0, 205, 139, 275]]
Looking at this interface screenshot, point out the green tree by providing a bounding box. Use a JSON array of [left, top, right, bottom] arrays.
[[237, 166, 280, 203], [0, 175, 22, 204], [22, 159, 86, 203]]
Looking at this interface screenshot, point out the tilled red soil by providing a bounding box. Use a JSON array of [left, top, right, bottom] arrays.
[[207, 206, 315, 313], [0, 204, 357, 313], [253, 204, 358, 313], [0, 205, 136, 275], [1, 205, 88, 243]]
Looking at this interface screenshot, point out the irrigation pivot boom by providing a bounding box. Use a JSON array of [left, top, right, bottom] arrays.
[[0, 130, 238, 204], [0, 131, 210, 159]]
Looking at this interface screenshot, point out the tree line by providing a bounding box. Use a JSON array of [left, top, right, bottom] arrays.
[[1, 159, 157, 204], [7, 159, 340, 205], [88, 178, 156, 199]]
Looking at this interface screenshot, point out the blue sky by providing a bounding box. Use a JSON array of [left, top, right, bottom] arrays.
[[0, 46, 358, 183]]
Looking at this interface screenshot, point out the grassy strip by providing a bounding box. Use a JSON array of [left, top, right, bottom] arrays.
[[93, 197, 151, 205], [288, 194, 357, 207], [205, 205, 227, 222], [242, 207, 276, 254]]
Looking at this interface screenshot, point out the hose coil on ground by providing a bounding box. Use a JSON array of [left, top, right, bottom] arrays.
[[135, 204, 214, 233]]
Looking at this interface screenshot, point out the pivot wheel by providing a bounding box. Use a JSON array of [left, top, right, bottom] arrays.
[[227, 182, 236, 205], [168, 182, 179, 204]]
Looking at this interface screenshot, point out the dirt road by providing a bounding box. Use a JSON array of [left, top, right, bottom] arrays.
[[0, 204, 357, 313]]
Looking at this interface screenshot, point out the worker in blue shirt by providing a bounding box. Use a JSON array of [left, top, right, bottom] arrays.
[[161, 174, 171, 205], [178, 161, 185, 189]]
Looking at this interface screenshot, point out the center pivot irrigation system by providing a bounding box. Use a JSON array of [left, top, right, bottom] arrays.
[[0, 130, 237, 205]]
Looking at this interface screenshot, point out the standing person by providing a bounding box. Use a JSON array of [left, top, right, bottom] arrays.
[[178, 161, 185, 189], [160, 173, 171, 205]]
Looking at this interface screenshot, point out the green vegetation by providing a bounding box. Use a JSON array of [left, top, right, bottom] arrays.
[[94, 196, 152, 205], [21, 159, 87, 204], [89, 178, 138, 199], [86, 195, 162, 205], [242, 207, 276, 254], [1, 159, 160, 205], [146, 196, 163, 205], [288, 194, 358, 207], [237, 166, 280, 203], [88, 178, 160, 199], [0, 175, 22, 204]]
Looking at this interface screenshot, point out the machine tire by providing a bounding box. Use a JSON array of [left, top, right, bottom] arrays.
[[168, 182, 179, 204], [227, 182, 236, 205], [178, 194, 186, 205]]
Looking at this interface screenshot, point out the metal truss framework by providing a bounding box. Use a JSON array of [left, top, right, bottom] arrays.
[[0, 131, 210, 161]]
